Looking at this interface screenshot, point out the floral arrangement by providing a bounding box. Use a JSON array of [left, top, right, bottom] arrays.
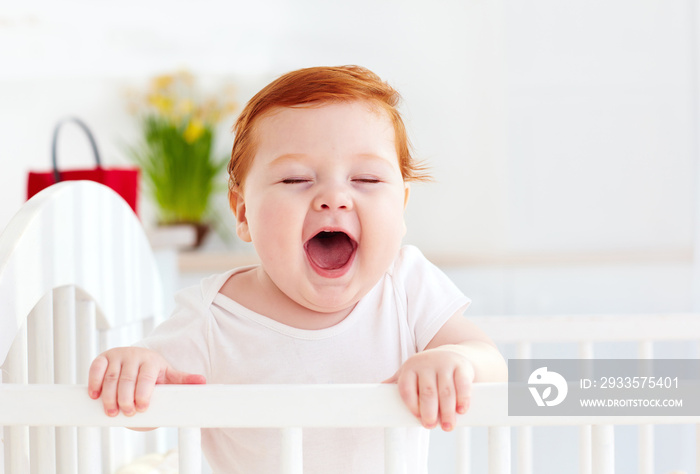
[[127, 71, 237, 232]]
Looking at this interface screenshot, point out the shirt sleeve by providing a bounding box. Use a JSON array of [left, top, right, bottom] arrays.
[[134, 285, 213, 380], [392, 245, 471, 351]]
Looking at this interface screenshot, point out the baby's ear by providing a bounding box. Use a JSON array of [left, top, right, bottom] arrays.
[[229, 186, 252, 243]]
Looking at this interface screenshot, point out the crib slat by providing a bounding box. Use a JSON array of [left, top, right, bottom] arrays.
[[4, 322, 28, 378], [53, 286, 76, 384], [488, 426, 510, 474], [517, 426, 532, 474], [578, 343, 594, 362], [456, 427, 471, 474], [28, 293, 54, 385], [102, 427, 118, 474], [384, 427, 405, 474], [76, 300, 101, 474], [515, 343, 532, 474], [638, 425, 653, 474], [578, 342, 593, 474], [5, 425, 29, 474], [696, 424, 700, 474], [179, 427, 202, 474], [75, 427, 100, 474], [30, 426, 56, 474], [28, 293, 56, 474], [579, 425, 591, 474], [4, 323, 29, 474], [53, 413, 76, 465], [638, 341, 654, 474], [591, 425, 614, 474], [97, 329, 116, 473], [281, 427, 303, 474], [75, 300, 96, 383], [53, 286, 77, 473]]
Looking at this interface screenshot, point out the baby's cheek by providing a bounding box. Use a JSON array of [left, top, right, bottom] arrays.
[[250, 201, 294, 242]]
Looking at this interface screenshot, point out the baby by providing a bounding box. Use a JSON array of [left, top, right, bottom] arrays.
[[88, 65, 507, 473]]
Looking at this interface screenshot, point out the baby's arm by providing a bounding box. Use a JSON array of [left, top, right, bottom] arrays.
[[87, 347, 206, 417], [384, 313, 507, 432]]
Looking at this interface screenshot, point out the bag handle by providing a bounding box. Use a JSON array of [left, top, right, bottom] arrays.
[[51, 117, 103, 182]]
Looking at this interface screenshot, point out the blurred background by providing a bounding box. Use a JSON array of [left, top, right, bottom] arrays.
[[1, 0, 698, 472]]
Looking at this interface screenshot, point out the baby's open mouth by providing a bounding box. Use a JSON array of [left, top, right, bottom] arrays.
[[304, 231, 357, 271]]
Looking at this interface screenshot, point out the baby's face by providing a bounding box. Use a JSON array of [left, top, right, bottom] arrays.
[[234, 101, 409, 314]]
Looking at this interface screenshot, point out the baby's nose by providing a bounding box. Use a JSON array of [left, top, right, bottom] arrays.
[[313, 185, 353, 211]]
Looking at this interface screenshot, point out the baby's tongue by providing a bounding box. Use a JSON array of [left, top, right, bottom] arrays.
[[306, 232, 354, 270]]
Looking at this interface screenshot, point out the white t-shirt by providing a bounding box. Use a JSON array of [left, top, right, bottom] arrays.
[[139, 245, 470, 473]]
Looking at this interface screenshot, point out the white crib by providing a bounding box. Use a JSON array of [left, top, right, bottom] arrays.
[[1, 181, 698, 474]]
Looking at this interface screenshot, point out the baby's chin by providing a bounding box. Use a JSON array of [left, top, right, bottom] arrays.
[[298, 288, 361, 314], [278, 291, 358, 330], [292, 279, 366, 312]]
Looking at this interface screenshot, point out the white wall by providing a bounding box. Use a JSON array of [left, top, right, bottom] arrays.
[[501, 1, 695, 256], [2, 0, 695, 263]]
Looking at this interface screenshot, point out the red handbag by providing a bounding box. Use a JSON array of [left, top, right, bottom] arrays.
[[27, 117, 140, 215]]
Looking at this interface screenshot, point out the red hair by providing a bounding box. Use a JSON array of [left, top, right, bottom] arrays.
[[227, 65, 430, 194]]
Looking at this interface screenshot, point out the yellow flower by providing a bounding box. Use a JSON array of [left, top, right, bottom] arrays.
[[173, 70, 194, 86], [174, 99, 195, 119], [151, 74, 175, 91], [147, 93, 174, 116], [183, 118, 205, 143]]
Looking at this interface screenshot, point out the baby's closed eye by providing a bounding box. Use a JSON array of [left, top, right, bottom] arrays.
[[280, 177, 313, 184], [351, 176, 382, 184]]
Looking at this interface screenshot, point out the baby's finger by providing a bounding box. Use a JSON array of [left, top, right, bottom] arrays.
[[133, 362, 161, 413], [396, 371, 419, 418], [417, 372, 439, 429], [437, 370, 456, 431], [87, 355, 108, 399], [454, 365, 472, 415], [164, 368, 207, 385], [182, 373, 207, 385], [381, 371, 399, 384], [116, 361, 140, 417], [100, 359, 123, 417]]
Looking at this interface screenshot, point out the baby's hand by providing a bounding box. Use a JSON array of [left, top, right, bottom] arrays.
[[383, 345, 474, 432], [88, 347, 206, 417]]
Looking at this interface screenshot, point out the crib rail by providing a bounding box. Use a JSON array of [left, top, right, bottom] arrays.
[[1, 383, 698, 474], [3, 382, 699, 429], [469, 313, 700, 343]]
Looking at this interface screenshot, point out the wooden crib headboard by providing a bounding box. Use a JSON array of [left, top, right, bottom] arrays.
[[0, 181, 164, 473], [0, 180, 162, 364]]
